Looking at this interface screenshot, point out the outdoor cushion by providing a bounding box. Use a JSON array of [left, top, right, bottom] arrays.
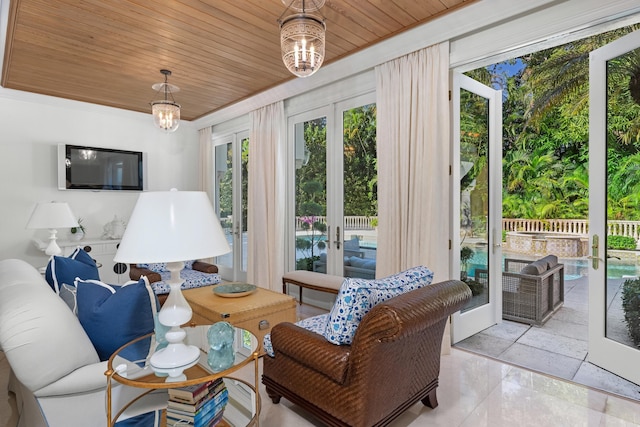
[[348, 256, 376, 270], [539, 254, 559, 269], [323, 266, 434, 345], [520, 259, 548, 275]]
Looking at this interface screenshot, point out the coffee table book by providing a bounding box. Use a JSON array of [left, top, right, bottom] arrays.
[[168, 379, 226, 411], [166, 385, 228, 426], [168, 379, 217, 404]]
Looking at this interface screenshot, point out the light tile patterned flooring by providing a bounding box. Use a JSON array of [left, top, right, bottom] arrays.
[[236, 345, 640, 426], [3, 299, 640, 426], [455, 275, 640, 401]]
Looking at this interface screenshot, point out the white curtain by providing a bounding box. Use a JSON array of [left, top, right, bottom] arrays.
[[247, 101, 286, 291], [375, 41, 450, 283], [198, 127, 213, 197]]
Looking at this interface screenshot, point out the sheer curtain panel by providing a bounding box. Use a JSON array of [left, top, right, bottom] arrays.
[[375, 42, 450, 282], [198, 126, 215, 265], [247, 101, 286, 291], [198, 126, 213, 197]]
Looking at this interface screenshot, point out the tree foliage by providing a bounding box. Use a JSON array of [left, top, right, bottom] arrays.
[[465, 25, 640, 221]]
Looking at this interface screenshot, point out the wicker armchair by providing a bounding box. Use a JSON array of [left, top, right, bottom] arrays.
[[262, 280, 471, 427], [475, 256, 564, 326]]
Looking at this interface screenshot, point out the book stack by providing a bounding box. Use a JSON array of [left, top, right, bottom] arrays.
[[166, 378, 229, 427]]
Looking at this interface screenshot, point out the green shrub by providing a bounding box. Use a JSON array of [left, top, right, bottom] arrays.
[[296, 256, 319, 271], [460, 246, 474, 271], [607, 235, 637, 250], [622, 278, 640, 346], [463, 279, 485, 296]]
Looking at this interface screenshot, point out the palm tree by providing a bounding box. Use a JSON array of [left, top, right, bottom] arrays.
[[525, 25, 640, 144]]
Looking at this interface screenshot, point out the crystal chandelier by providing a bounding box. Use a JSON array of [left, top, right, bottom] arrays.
[[278, 0, 326, 78], [151, 69, 180, 132]]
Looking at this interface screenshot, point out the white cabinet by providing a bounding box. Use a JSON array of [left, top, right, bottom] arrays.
[[59, 238, 128, 284]]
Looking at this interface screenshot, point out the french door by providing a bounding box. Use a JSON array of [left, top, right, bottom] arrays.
[[588, 29, 640, 384], [212, 132, 248, 282], [288, 93, 377, 281], [451, 72, 503, 343]]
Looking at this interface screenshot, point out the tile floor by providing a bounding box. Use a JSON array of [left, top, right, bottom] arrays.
[[3, 292, 640, 426], [231, 346, 640, 426], [455, 275, 640, 401], [3, 346, 640, 427]]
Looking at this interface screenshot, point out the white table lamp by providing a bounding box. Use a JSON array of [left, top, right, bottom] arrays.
[[114, 189, 231, 381], [26, 202, 79, 256]]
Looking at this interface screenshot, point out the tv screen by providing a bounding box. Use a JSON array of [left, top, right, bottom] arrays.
[[58, 144, 146, 191]]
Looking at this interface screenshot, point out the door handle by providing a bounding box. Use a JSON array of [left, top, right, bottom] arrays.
[[590, 234, 600, 270], [327, 226, 331, 249], [492, 229, 502, 252], [334, 226, 341, 250]]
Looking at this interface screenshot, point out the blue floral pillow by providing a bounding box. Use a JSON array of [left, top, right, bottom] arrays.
[[76, 276, 159, 361], [323, 266, 434, 345], [139, 261, 195, 272], [147, 263, 168, 273]]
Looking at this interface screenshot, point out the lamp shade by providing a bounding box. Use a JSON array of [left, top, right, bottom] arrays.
[[26, 202, 78, 230], [114, 190, 231, 264]]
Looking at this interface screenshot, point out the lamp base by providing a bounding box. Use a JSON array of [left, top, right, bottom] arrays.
[[150, 342, 200, 382], [44, 228, 62, 256], [149, 261, 199, 381]]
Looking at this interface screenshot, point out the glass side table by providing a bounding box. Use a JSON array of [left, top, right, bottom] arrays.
[[105, 324, 260, 426]]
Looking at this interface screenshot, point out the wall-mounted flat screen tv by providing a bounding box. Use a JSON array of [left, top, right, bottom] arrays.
[[58, 144, 147, 191]]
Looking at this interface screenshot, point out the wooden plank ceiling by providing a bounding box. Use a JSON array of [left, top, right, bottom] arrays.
[[2, 0, 475, 120]]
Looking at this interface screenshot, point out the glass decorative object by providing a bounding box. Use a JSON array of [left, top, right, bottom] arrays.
[[207, 322, 235, 372], [154, 313, 170, 351]]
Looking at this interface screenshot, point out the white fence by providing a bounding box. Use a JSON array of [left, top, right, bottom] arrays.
[[295, 216, 376, 231], [296, 217, 640, 241], [502, 218, 640, 241]]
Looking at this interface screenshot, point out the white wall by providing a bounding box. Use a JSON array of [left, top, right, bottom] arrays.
[[0, 88, 199, 266]]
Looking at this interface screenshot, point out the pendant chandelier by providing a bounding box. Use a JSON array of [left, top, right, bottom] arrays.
[[278, 0, 326, 78], [150, 69, 181, 132]]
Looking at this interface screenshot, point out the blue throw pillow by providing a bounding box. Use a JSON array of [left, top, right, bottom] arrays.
[[45, 247, 99, 294], [76, 277, 159, 362]]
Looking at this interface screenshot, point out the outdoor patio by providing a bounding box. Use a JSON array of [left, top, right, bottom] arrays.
[[455, 274, 640, 401]]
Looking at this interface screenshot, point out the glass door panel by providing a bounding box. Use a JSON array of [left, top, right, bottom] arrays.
[[460, 89, 490, 312], [341, 102, 377, 279], [452, 72, 503, 343], [293, 116, 328, 273], [214, 133, 248, 282], [215, 141, 233, 273], [588, 29, 640, 384]]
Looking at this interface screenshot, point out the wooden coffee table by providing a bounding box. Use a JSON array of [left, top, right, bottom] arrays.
[[184, 284, 297, 350]]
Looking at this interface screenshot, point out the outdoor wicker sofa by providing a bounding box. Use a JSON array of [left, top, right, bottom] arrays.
[[475, 255, 564, 326]]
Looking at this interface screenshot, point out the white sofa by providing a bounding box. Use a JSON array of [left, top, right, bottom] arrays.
[[0, 258, 164, 427]]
